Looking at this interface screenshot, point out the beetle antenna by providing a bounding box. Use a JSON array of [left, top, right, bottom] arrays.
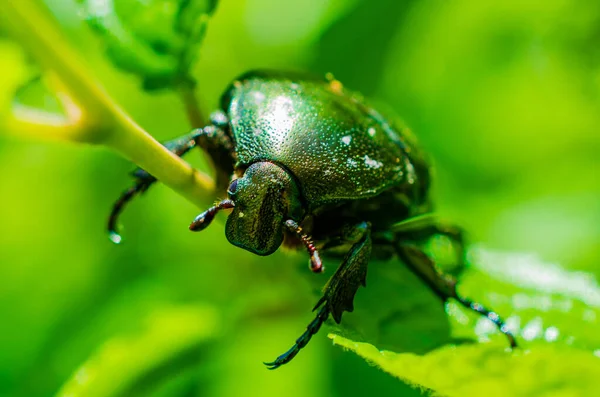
[[108, 179, 154, 244], [189, 199, 235, 232], [284, 219, 323, 273], [264, 302, 330, 369]]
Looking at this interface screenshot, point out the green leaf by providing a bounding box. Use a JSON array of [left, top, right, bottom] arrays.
[[12, 75, 67, 121], [329, 247, 600, 396], [331, 335, 600, 396], [55, 304, 219, 397], [77, 0, 218, 91]]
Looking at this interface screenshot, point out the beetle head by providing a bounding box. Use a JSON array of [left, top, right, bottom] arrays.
[[225, 162, 303, 256]]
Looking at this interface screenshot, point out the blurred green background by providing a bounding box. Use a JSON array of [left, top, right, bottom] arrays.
[[1, 0, 599, 396]]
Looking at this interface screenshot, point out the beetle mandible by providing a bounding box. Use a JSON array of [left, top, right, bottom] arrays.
[[108, 70, 517, 369]]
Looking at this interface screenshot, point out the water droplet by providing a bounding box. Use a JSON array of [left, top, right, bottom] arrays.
[[475, 316, 496, 340], [341, 135, 352, 145], [583, 309, 597, 322], [544, 326, 559, 342], [505, 316, 521, 334], [109, 232, 122, 244], [522, 317, 543, 341], [368, 127, 376, 137]]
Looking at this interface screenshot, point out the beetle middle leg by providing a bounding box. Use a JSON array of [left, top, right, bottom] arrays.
[[108, 112, 235, 242], [393, 240, 517, 348], [265, 222, 371, 369]]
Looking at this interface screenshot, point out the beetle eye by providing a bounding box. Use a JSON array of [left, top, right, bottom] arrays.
[[228, 179, 239, 195]]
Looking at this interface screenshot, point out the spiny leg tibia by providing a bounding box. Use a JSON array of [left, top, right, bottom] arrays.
[[394, 242, 517, 348], [264, 222, 371, 369]]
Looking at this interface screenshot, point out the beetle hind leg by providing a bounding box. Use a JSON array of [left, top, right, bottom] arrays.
[[393, 242, 517, 348]]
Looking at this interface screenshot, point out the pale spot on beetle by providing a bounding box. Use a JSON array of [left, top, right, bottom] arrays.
[[276, 96, 294, 109], [238, 211, 245, 218], [405, 161, 416, 184], [210, 111, 228, 126], [290, 83, 299, 90], [347, 158, 358, 168], [364, 155, 383, 169], [368, 127, 376, 137], [341, 135, 352, 145], [250, 90, 266, 104]]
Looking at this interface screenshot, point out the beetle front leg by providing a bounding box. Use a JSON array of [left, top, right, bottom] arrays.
[[108, 130, 202, 243], [393, 242, 517, 348], [317, 222, 372, 323], [108, 117, 235, 243], [265, 222, 371, 369]]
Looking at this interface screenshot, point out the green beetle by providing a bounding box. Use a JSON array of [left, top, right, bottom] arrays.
[[108, 70, 516, 369]]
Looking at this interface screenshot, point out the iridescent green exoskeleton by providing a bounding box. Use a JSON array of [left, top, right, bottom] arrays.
[[108, 71, 517, 369]]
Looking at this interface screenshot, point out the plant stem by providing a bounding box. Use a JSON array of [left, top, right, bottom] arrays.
[[0, 0, 215, 207], [180, 82, 206, 128], [4, 107, 82, 142]]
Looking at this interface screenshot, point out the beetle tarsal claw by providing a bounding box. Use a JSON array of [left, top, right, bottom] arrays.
[[263, 304, 330, 370]]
